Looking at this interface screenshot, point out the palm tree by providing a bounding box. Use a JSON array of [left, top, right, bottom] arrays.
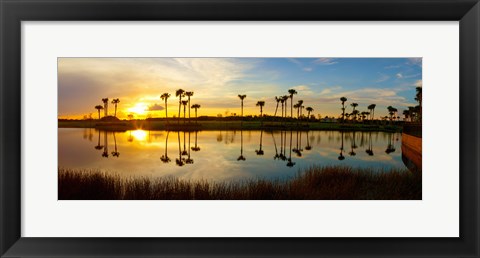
[[175, 89, 185, 124], [281, 95, 289, 120], [181, 100, 188, 124], [160, 93, 171, 123], [94, 105, 104, 119], [191, 104, 201, 124], [415, 86, 422, 122], [288, 89, 298, 118], [256, 100, 265, 117], [238, 94, 246, 118], [102, 98, 109, 117], [274, 96, 281, 117], [350, 103, 358, 120], [286, 130, 295, 167], [360, 111, 369, 122], [160, 131, 171, 163], [338, 131, 345, 160], [387, 106, 396, 122], [340, 97, 347, 123], [306, 107, 313, 120], [111, 98, 120, 117], [297, 100, 304, 119], [102, 131, 109, 158], [367, 104, 376, 120], [403, 109, 409, 121], [293, 103, 300, 119], [185, 91, 194, 121]]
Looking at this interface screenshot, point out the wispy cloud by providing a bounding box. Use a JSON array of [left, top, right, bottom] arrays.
[[148, 103, 164, 111], [407, 58, 422, 67], [384, 65, 401, 69], [375, 73, 390, 83], [313, 58, 338, 65], [396, 73, 403, 79]]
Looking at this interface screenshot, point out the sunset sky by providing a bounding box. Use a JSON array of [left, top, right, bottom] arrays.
[[58, 57, 421, 119]]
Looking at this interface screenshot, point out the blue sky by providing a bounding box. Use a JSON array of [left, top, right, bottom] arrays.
[[58, 57, 421, 119]]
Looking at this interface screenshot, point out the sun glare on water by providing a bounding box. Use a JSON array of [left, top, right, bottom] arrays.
[[131, 130, 147, 141]]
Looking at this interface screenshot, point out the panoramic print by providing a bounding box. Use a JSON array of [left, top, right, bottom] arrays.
[[58, 58, 422, 200]]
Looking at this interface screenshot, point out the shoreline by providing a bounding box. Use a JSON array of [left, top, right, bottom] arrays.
[[58, 120, 403, 132]]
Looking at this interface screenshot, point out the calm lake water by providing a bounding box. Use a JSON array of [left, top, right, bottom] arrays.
[[58, 128, 406, 181]]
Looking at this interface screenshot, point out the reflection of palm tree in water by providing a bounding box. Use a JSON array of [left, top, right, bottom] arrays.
[[286, 130, 296, 167], [88, 128, 93, 142], [272, 132, 280, 160], [181, 132, 188, 156], [349, 131, 357, 156], [385, 133, 396, 154], [305, 131, 312, 150], [255, 130, 264, 155], [127, 131, 133, 142], [111, 132, 120, 157], [185, 132, 194, 164], [280, 130, 287, 161], [338, 131, 345, 160], [160, 131, 171, 163], [191, 131, 201, 152], [237, 130, 246, 161], [175, 131, 185, 166], [293, 131, 304, 157], [94, 130, 103, 150], [365, 132, 374, 156], [102, 131, 109, 158]]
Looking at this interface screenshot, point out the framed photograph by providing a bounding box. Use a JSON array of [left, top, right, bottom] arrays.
[[1, 0, 479, 257]]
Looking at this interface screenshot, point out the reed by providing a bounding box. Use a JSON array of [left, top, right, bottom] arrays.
[[58, 166, 421, 200]]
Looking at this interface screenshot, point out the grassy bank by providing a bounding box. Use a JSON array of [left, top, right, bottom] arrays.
[[58, 120, 402, 132], [58, 166, 421, 200]]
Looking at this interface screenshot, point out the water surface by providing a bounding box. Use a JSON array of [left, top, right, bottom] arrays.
[[59, 128, 405, 181]]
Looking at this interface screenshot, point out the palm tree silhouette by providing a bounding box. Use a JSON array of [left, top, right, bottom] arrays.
[[288, 89, 297, 118], [185, 91, 194, 121], [293, 131, 303, 157], [175, 131, 185, 166], [181, 131, 188, 156], [191, 104, 201, 124], [237, 130, 246, 161], [387, 106, 396, 123], [94, 130, 103, 150], [340, 97, 347, 123], [160, 131, 171, 163], [306, 107, 313, 120], [338, 131, 345, 160], [368, 104, 376, 120], [238, 94, 246, 119], [297, 100, 304, 119], [111, 98, 120, 117], [274, 96, 281, 117], [175, 89, 185, 125], [94, 105, 104, 119], [102, 98, 109, 117], [256, 101, 265, 125], [255, 130, 264, 155], [111, 132, 120, 157], [160, 93, 171, 124], [181, 100, 188, 124], [415, 86, 422, 122], [350, 103, 358, 121]]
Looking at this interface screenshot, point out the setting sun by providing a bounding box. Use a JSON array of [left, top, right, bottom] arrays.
[[127, 103, 148, 115]]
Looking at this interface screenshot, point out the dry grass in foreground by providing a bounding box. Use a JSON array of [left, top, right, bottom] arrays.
[[58, 166, 421, 200]]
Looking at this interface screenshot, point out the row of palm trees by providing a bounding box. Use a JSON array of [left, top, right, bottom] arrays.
[[238, 89, 315, 121], [161, 90, 201, 124], [94, 98, 120, 119], [339, 97, 377, 123]]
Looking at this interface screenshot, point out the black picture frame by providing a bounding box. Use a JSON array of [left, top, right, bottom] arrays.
[[1, 0, 479, 257]]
